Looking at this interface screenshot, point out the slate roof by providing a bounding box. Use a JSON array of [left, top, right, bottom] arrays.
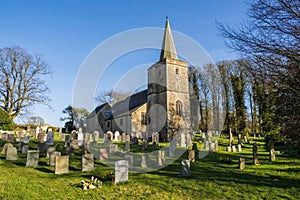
[[87, 102, 111, 119]]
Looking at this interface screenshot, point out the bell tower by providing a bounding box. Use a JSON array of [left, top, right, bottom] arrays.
[[147, 17, 191, 141]]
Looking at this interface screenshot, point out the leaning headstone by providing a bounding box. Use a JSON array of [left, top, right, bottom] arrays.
[[26, 150, 39, 167], [55, 156, 69, 174], [22, 145, 29, 154], [253, 142, 259, 165], [82, 153, 94, 171], [157, 150, 165, 166], [188, 150, 195, 163], [123, 154, 133, 168], [180, 133, 186, 147], [114, 131, 120, 142], [132, 137, 138, 146], [125, 141, 130, 152], [1, 143, 13, 154], [121, 132, 126, 143], [238, 157, 245, 170], [231, 145, 236, 152], [7, 133, 15, 143], [141, 154, 150, 168], [49, 151, 61, 166], [6, 147, 18, 160], [99, 148, 108, 161], [181, 160, 190, 177], [46, 146, 56, 158], [38, 143, 48, 153], [238, 144, 242, 152], [115, 160, 128, 184]]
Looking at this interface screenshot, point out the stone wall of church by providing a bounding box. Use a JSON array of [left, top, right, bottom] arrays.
[[131, 103, 147, 135]]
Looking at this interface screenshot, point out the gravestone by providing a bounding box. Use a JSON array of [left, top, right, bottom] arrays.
[[84, 133, 91, 145], [238, 157, 245, 170], [99, 148, 108, 161], [70, 139, 79, 150], [141, 139, 148, 150], [22, 145, 29, 154], [64, 135, 71, 147], [65, 146, 75, 156], [109, 144, 118, 153], [46, 129, 54, 145], [7, 133, 15, 143], [141, 154, 150, 168], [204, 141, 210, 150], [82, 144, 91, 154], [93, 131, 99, 142], [253, 142, 259, 165], [209, 142, 215, 151], [180, 133, 186, 147], [107, 131, 113, 142], [49, 151, 61, 166], [126, 135, 130, 142], [2, 143, 13, 154], [78, 127, 83, 134], [82, 153, 94, 171], [181, 160, 190, 177], [244, 136, 248, 143], [125, 141, 130, 152], [201, 132, 205, 139], [152, 132, 159, 146], [115, 160, 128, 184], [214, 140, 219, 151], [123, 154, 133, 168], [2, 132, 8, 141], [37, 132, 45, 143], [226, 146, 232, 152], [38, 143, 48, 153], [132, 137, 138, 146], [238, 144, 242, 152], [121, 132, 126, 143], [157, 150, 165, 166], [269, 143, 276, 161], [169, 139, 176, 157], [6, 147, 18, 160], [188, 150, 195, 163], [78, 132, 84, 146], [26, 150, 39, 167], [186, 133, 192, 149], [55, 156, 69, 174], [231, 145, 236, 152], [117, 135, 122, 143], [103, 133, 109, 144], [229, 128, 233, 145], [114, 131, 120, 142], [46, 146, 56, 158]]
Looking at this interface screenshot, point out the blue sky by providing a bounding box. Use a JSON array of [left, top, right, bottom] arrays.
[[0, 0, 247, 126]]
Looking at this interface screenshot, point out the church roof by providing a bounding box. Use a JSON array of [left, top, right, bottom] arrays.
[[160, 17, 178, 61], [110, 89, 148, 118]]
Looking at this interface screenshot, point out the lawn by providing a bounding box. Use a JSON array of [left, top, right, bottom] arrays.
[[0, 134, 299, 200]]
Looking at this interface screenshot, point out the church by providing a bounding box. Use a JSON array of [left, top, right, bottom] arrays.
[[87, 18, 191, 141]]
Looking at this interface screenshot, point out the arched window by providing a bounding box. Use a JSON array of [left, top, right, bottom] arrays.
[[176, 100, 182, 116]]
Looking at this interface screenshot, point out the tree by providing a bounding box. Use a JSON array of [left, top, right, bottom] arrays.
[[96, 90, 131, 106], [61, 105, 89, 131], [28, 116, 45, 126], [0, 46, 52, 120], [218, 0, 300, 146], [0, 108, 13, 130]]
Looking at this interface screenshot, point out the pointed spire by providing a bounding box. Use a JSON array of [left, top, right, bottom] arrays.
[[160, 16, 178, 61]]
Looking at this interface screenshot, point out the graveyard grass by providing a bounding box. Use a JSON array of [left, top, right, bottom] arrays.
[[0, 134, 299, 200]]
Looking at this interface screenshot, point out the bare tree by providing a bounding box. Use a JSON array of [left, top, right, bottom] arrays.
[[0, 46, 52, 120], [96, 89, 132, 105]]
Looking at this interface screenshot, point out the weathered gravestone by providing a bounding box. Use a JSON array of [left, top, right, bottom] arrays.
[[93, 131, 99, 142], [123, 154, 133, 169], [1, 133, 8, 141], [55, 156, 69, 174], [157, 150, 165, 166], [7, 133, 15, 143], [26, 150, 39, 167], [253, 142, 259, 165], [141, 154, 150, 168], [188, 150, 195, 163], [84, 133, 91, 145], [125, 141, 130, 152], [77, 132, 84, 146], [238, 144, 242, 152], [180, 133, 186, 147], [65, 146, 75, 156], [214, 140, 219, 151], [109, 144, 118, 153], [107, 131, 113, 142], [82, 153, 94, 171], [269, 140, 276, 161], [132, 137, 138, 146], [181, 160, 190, 177], [46, 129, 54, 145], [238, 157, 245, 170], [46, 146, 56, 158], [6, 147, 18, 160], [226, 146, 232, 152], [114, 131, 120, 142], [22, 145, 29, 154], [49, 151, 61, 166], [152, 132, 159, 146], [231, 145, 237, 152], [99, 148, 108, 161], [38, 143, 48, 153], [2, 143, 13, 154], [70, 139, 79, 150], [115, 160, 128, 184], [64, 135, 71, 147], [121, 132, 126, 143], [204, 141, 210, 150]]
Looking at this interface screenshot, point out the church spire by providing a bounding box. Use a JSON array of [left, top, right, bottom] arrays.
[[160, 16, 178, 61]]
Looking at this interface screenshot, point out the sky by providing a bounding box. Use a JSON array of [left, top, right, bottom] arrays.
[[0, 0, 247, 126]]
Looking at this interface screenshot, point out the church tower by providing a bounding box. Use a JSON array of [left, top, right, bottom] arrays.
[[147, 17, 191, 141]]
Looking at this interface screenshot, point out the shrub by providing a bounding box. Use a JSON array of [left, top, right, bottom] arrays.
[[0, 109, 13, 130]]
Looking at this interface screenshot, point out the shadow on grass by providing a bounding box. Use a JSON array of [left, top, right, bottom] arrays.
[[35, 167, 53, 173]]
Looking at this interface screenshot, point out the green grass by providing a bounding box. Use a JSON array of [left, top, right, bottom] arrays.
[[0, 134, 299, 200]]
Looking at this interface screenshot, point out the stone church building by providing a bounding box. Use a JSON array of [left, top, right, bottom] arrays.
[[87, 18, 191, 141]]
